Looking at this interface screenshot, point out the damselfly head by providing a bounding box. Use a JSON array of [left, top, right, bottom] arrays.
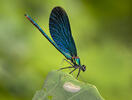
[[81, 65, 86, 72]]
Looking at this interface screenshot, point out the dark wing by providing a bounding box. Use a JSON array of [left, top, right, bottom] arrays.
[[49, 7, 77, 59]]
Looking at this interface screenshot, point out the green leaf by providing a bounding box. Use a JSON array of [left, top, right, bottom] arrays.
[[32, 70, 104, 100]]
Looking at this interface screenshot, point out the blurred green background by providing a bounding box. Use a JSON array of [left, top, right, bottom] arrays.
[[0, 0, 131, 100]]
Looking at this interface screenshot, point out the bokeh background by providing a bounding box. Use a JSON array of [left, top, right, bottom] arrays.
[[0, 0, 131, 100]]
